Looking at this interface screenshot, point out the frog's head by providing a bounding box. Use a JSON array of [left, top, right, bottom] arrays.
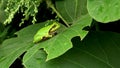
[[49, 22, 60, 32]]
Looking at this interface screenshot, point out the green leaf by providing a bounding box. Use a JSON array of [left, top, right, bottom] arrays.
[[23, 49, 47, 68], [24, 31, 120, 68], [23, 14, 92, 67], [51, 0, 87, 25], [87, 0, 120, 23], [81, 31, 120, 68], [50, 15, 92, 60], [0, 22, 45, 68]]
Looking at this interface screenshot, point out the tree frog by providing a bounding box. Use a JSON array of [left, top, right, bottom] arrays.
[[33, 21, 60, 43]]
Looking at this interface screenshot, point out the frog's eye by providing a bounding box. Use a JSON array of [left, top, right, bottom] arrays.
[[52, 25, 57, 28], [49, 25, 57, 32]]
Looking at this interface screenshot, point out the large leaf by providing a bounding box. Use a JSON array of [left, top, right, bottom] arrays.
[[53, 0, 87, 24], [87, 0, 120, 23], [24, 31, 120, 68], [23, 14, 92, 68], [0, 22, 46, 68], [81, 31, 120, 68]]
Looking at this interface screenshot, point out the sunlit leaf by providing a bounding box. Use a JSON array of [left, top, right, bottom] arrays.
[[23, 15, 92, 68], [87, 0, 120, 23]]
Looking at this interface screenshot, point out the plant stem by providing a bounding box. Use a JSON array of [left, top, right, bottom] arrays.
[[46, 0, 70, 27], [95, 22, 100, 31], [91, 20, 100, 31]]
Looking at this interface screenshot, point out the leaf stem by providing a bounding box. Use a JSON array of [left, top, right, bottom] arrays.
[[95, 22, 100, 31], [92, 20, 99, 31], [46, 0, 70, 27]]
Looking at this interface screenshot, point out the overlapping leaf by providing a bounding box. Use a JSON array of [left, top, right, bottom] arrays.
[[87, 0, 120, 23]]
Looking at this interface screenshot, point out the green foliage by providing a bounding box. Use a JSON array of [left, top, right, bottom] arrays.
[[0, 0, 42, 25], [87, 0, 120, 23], [0, 0, 120, 68]]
